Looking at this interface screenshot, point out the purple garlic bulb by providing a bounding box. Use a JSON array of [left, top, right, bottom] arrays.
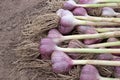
[[107, 38, 120, 56], [102, 7, 118, 17], [64, 0, 76, 10], [107, 38, 119, 42], [113, 57, 120, 78], [97, 54, 113, 60], [58, 25, 74, 34], [80, 65, 99, 80], [59, 15, 75, 34], [60, 15, 75, 29], [47, 29, 62, 38], [57, 9, 75, 34], [56, 9, 73, 17], [40, 38, 56, 59], [77, 26, 102, 45], [73, 7, 88, 16], [51, 51, 73, 73]]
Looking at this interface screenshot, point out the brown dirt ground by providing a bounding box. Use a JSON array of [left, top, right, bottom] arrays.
[[0, 0, 119, 80]]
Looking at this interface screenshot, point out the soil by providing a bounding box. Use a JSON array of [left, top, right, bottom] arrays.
[[0, 0, 118, 80]]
